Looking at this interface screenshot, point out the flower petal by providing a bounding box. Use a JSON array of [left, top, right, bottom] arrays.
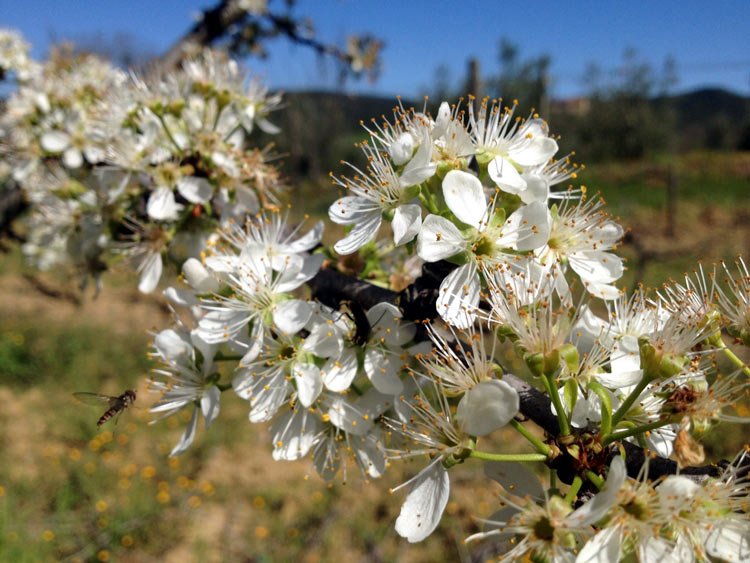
[[456, 379, 519, 436], [436, 262, 480, 329], [273, 299, 314, 335], [147, 186, 183, 221], [417, 215, 466, 262], [200, 386, 221, 427], [321, 348, 358, 392], [442, 170, 486, 228], [170, 408, 199, 456], [177, 176, 213, 204], [137, 252, 163, 293], [395, 460, 450, 543], [293, 363, 323, 407], [500, 201, 550, 251], [40, 130, 70, 153], [392, 203, 422, 246], [488, 156, 527, 194], [334, 212, 382, 255], [364, 348, 404, 395], [576, 526, 622, 563]]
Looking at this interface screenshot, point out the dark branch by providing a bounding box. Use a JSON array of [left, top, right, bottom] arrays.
[[0, 182, 28, 239], [159, 0, 248, 68]]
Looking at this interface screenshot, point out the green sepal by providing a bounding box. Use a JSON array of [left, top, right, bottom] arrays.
[[563, 379, 578, 418], [588, 380, 613, 437]]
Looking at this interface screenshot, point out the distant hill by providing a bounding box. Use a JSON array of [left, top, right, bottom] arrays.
[[665, 88, 750, 150]]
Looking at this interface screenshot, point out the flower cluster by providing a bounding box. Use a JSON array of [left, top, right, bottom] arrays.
[[0, 32, 283, 293], [151, 212, 434, 481], [0, 28, 37, 82], [329, 98, 621, 330], [141, 93, 750, 560]]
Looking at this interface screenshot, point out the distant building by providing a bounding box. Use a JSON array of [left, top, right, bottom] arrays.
[[551, 96, 591, 116]]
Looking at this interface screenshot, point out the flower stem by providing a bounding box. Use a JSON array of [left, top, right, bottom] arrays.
[[469, 451, 548, 462], [156, 114, 183, 154], [585, 471, 604, 490], [603, 418, 669, 445], [544, 373, 571, 436], [718, 341, 750, 377], [564, 476, 583, 505], [611, 376, 652, 427], [214, 353, 243, 362], [509, 419, 551, 456]]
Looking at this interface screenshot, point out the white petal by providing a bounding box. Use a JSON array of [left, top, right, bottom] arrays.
[[273, 299, 314, 335], [196, 307, 249, 344], [570, 251, 624, 284], [333, 212, 381, 255], [442, 170, 487, 228], [583, 280, 622, 301], [63, 147, 83, 169], [326, 395, 374, 436], [275, 254, 324, 294], [293, 363, 323, 407], [287, 221, 324, 253], [392, 204, 422, 246], [576, 526, 622, 563], [177, 176, 213, 204], [364, 348, 404, 395], [432, 102, 451, 139], [200, 386, 221, 427], [657, 475, 699, 515], [500, 201, 550, 251], [395, 461, 450, 543], [257, 117, 280, 135], [488, 156, 527, 194], [352, 434, 387, 479], [302, 323, 344, 358], [321, 348, 358, 392], [271, 408, 321, 461], [389, 132, 414, 165], [329, 196, 379, 225], [417, 215, 466, 262], [572, 306, 608, 354], [519, 174, 549, 204], [595, 369, 643, 389], [182, 258, 219, 293], [138, 252, 163, 293], [569, 456, 626, 526], [170, 408, 199, 456], [147, 186, 183, 221], [40, 130, 70, 153], [510, 136, 558, 167], [705, 522, 750, 562], [164, 287, 199, 308], [154, 328, 192, 362], [436, 262, 480, 329], [399, 131, 436, 187], [456, 380, 519, 436]]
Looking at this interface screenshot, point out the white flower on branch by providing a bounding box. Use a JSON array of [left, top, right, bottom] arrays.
[[417, 169, 550, 327], [150, 326, 221, 456]]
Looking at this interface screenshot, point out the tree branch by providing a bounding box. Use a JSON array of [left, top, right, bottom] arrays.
[[306, 261, 746, 482]]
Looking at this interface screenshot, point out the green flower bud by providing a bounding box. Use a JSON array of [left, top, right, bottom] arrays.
[[558, 344, 580, 373], [525, 351, 545, 378]]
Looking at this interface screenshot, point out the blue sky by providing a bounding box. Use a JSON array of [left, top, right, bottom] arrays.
[[3, 0, 749, 99]]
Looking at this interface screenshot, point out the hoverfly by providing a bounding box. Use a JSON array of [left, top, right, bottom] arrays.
[[73, 389, 137, 426]]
